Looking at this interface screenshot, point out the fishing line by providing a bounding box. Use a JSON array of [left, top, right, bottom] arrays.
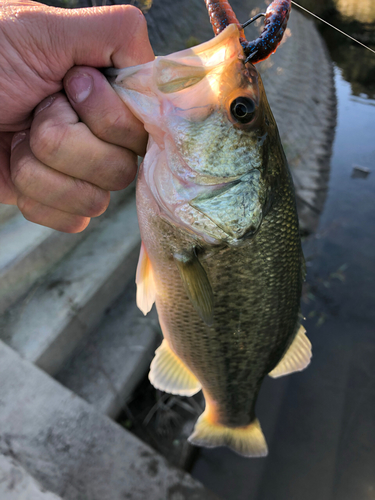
[[291, 1, 375, 56]]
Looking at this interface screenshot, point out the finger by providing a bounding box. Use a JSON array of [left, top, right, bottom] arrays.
[[1, 4, 154, 129], [0, 132, 17, 205], [17, 194, 90, 233], [30, 93, 137, 191], [64, 66, 148, 156], [11, 130, 110, 218], [64, 5, 155, 68]]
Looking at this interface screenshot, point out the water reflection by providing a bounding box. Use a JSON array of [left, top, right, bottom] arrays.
[[297, 0, 375, 98], [335, 0, 375, 23], [192, 63, 375, 500]]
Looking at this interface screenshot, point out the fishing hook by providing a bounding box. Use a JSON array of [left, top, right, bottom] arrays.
[[241, 12, 266, 30], [205, 0, 292, 64]]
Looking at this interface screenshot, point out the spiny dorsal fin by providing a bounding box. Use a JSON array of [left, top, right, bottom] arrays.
[[136, 242, 156, 315], [188, 411, 268, 458], [149, 340, 201, 396], [269, 325, 312, 378], [174, 251, 214, 326]]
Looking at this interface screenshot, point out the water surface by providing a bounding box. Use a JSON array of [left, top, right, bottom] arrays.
[[191, 5, 375, 499]]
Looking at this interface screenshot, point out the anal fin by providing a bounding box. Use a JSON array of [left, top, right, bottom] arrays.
[[269, 325, 312, 378], [188, 410, 268, 458], [136, 242, 156, 315], [149, 340, 201, 396], [174, 251, 214, 326]]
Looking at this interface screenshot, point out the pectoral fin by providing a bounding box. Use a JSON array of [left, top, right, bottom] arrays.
[[149, 340, 201, 396], [174, 252, 214, 326], [269, 325, 312, 378], [136, 242, 156, 315]]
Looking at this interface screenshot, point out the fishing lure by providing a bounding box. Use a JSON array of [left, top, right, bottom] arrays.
[[205, 0, 292, 63], [206, 0, 375, 61]]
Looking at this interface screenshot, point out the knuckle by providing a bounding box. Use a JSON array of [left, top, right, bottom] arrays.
[[117, 5, 149, 51], [11, 156, 35, 193], [123, 5, 144, 27], [88, 151, 137, 192], [76, 181, 110, 217], [17, 196, 37, 221], [102, 110, 126, 137], [31, 118, 68, 165], [116, 162, 137, 190], [95, 104, 139, 147], [90, 190, 110, 217], [106, 152, 138, 191]]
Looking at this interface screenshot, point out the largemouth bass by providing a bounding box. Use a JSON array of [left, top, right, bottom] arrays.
[[109, 23, 311, 457]]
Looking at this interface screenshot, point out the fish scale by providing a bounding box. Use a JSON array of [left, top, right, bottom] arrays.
[[136, 144, 303, 428]]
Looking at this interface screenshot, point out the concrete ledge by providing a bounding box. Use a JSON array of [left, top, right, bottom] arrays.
[[0, 190, 132, 315], [0, 215, 55, 314], [0, 341, 220, 500], [0, 455, 62, 500], [0, 196, 140, 375], [57, 285, 159, 419], [0, 205, 19, 225]]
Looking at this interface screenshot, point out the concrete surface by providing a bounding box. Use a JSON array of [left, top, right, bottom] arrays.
[[0, 340, 220, 500], [0, 196, 140, 375], [0, 205, 19, 225], [0, 215, 55, 314], [57, 285, 159, 418], [0, 455, 62, 500], [0, 189, 132, 315]]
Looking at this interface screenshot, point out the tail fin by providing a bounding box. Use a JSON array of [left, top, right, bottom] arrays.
[[188, 411, 268, 458]]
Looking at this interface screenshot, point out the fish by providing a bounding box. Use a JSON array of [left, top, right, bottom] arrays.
[[107, 1, 311, 457]]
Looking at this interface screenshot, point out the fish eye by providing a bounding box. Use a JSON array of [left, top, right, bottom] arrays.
[[230, 97, 256, 124]]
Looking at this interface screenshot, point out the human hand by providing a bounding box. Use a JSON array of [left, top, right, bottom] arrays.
[[0, 0, 154, 232]]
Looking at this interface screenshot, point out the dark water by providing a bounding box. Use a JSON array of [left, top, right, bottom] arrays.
[[191, 5, 375, 500], [296, 0, 375, 98]]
